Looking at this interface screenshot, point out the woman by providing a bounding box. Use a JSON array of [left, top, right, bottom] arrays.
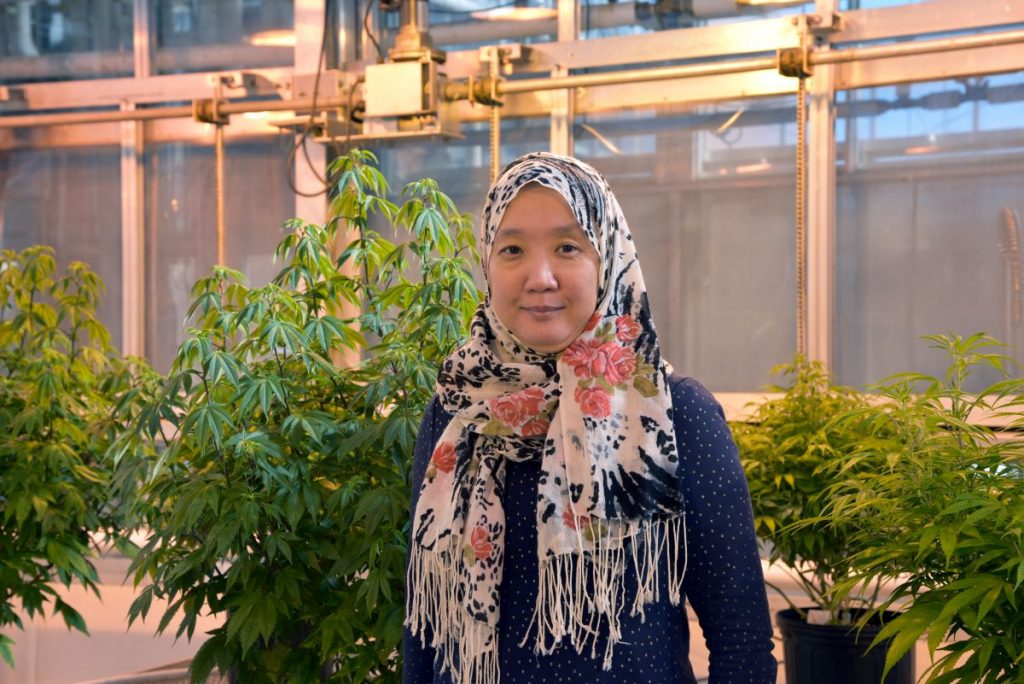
[[403, 153, 776, 684]]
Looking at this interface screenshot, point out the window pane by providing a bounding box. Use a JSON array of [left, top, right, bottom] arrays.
[[154, 0, 293, 75], [0, 0, 133, 84], [145, 137, 296, 372], [0, 146, 123, 349], [577, 100, 798, 392], [835, 73, 1024, 391]]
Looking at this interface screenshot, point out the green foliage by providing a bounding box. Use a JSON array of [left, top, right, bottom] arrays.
[[824, 333, 1024, 683], [0, 247, 144, 666], [732, 357, 886, 623], [115, 149, 479, 683]]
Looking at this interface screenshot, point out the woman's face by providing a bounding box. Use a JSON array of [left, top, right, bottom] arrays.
[[488, 184, 601, 354]]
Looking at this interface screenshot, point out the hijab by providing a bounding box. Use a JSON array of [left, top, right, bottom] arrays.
[[406, 152, 685, 684]]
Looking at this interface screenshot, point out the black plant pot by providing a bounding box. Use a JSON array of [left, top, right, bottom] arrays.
[[776, 608, 915, 684]]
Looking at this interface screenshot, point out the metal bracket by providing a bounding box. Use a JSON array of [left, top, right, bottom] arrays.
[[191, 98, 228, 125], [192, 73, 245, 125], [778, 45, 813, 79], [778, 12, 843, 79]]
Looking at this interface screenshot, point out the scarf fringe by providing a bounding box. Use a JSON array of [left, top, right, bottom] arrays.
[[522, 514, 687, 671], [407, 515, 686, 684], [406, 540, 500, 684]]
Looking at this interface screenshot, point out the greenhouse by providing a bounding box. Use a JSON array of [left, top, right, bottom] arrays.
[[1, 0, 1023, 682]]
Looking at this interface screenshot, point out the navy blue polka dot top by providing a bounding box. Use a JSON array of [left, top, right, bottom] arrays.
[[403, 375, 777, 683]]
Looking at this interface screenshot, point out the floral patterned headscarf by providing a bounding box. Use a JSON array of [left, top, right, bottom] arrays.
[[406, 152, 685, 684]]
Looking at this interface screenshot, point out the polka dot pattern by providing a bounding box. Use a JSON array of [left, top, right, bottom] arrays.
[[403, 375, 777, 683]]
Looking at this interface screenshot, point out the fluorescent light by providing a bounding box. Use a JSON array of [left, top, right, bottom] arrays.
[[471, 6, 557, 21], [735, 161, 772, 174], [248, 29, 296, 47], [736, 0, 809, 6]]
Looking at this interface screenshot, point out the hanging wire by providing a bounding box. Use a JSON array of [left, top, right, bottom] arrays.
[[795, 76, 808, 358], [286, 0, 337, 198], [364, 0, 385, 63]]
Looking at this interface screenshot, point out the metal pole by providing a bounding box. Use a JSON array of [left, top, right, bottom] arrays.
[[120, 0, 151, 358], [488, 53, 502, 183], [795, 75, 807, 359], [550, 0, 578, 157], [213, 80, 226, 267], [806, 0, 838, 370]]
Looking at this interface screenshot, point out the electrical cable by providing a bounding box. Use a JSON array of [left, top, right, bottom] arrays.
[[286, 0, 335, 198], [364, 0, 385, 64]]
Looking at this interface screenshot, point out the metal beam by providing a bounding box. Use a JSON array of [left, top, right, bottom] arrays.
[[806, 0, 838, 369], [549, 0, 578, 156], [120, 0, 152, 358]]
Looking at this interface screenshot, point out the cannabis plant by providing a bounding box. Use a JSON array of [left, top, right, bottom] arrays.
[[825, 333, 1024, 683], [732, 357, 885, 623], [115, 150, 479, 682], [0, 247, 141, 666]]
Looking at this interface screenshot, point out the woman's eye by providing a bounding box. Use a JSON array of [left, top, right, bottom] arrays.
[[498, 245, 522, 256], [557, 243, 582, 255]]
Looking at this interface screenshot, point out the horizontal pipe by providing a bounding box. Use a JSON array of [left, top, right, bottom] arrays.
[[482, 26, 1024, 97], [498, 55, 778, 95], [0, 95, 350, 128], [817, 26, 1024, 64], [3, 26, 1024, 129]]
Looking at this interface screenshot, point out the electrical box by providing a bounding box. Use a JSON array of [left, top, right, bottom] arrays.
[[364, 61, 438, 118]]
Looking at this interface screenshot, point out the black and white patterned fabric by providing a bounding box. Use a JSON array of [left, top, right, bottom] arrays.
[[406, 153, 686, 684]]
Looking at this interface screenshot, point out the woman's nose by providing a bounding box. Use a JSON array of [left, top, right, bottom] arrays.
[[524, 257, 557, 292]]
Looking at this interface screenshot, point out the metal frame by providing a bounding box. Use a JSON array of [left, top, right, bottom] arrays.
[[1, 0, 1023, 378]]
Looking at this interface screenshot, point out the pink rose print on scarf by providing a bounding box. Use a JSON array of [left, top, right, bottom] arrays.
[[430, 442, 457, 474], [584, 312, 602, 332], [489, 386, 546, 428], [615, 315, 642, 343], [521, 418, 551, 437], [470, 526, 494, 562], [562, 337, 602, 375], [564, 339, 636, 385], [562, 509, 590, 531], [575, 385, 611, 418]]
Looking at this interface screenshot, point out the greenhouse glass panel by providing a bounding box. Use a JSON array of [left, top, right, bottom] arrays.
[[835, 73, 1024, 392], [0, 146, 123, 349], [145, 136, 296, 372], [576, 98, 798, 392], [0, 0, 133, 84], [154, 0, 293, 75]]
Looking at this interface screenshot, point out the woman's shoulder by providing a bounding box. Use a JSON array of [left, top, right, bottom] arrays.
[[665, 373, 724, 418]]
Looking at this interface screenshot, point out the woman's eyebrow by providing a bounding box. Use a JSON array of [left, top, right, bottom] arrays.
[[495, 225, 582, 239]]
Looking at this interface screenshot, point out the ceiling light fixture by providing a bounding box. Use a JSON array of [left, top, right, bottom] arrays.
[[735, 0, 810, 7], [472, 1, 557, 22], [248, 29, 296, 47]]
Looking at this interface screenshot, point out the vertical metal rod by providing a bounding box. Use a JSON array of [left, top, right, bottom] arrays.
[[550, 0, 579, 156], [214, 123, 226, 267], [795, 76, 808, 358], [489, 54, 502, 183], [120, 0, 151, 357], [213, 75, 226, 267], [120, 102, 145, 357], [806, 0, 838, 371]]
